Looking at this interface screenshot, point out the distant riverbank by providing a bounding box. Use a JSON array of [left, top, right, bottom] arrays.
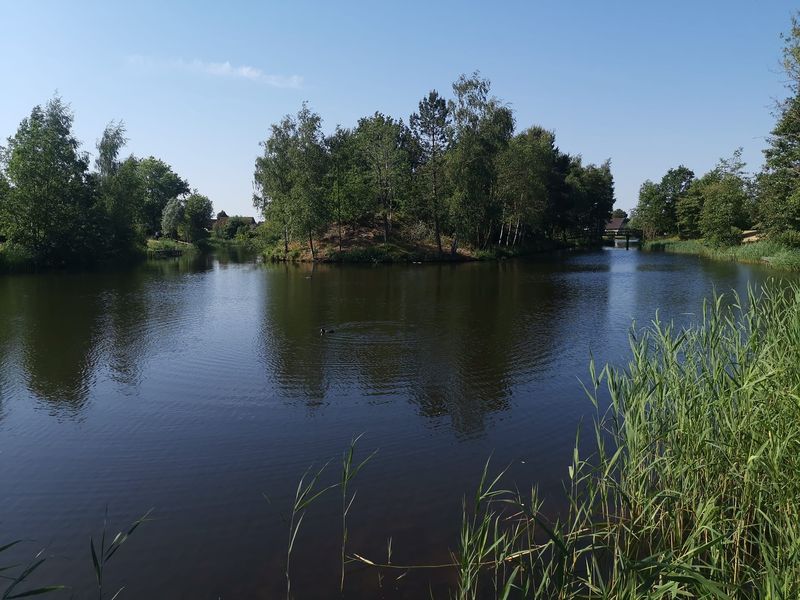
[[643, 237, 800, 271], [260, 225, 599, 263], [0, 238, 203, 273]]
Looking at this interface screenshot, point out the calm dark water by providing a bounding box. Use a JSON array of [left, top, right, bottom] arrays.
[[0, 248, 791, 598]]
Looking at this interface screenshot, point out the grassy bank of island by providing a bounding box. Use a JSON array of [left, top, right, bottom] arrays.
[[256, 221, 598, 264]]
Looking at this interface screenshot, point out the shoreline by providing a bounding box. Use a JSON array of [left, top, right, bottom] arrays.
[[642, 238, 800, 271], [261, 236, 600, 264], [0, 238, 607, 274]]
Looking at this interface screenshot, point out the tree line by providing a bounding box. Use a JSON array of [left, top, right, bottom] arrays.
[[0, 97, 213, 267], [253, 72, 615, 257], [631, 14, 800, 248]]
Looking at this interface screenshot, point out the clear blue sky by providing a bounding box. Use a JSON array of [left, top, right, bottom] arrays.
[[1, 1, 796, 215]]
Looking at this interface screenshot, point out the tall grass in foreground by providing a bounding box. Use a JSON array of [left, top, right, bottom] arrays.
[[1, 511, 149, 599], [90, 509, 152, 600], [0, 541, 63, 598], [353, 282, 800, 598]]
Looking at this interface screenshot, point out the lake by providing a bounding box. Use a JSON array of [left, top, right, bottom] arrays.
[[0, 248, 789, 598]]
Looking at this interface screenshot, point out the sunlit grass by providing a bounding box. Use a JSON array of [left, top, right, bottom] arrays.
[[645, 238, 800, 270]]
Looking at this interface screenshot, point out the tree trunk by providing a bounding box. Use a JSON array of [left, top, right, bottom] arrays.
[[434, 212, 442, 254], [498, 221, 505, 246], [382, 212, 389, 243], [450, 233, 458, 257], [308, 231, 315, 260], [336, 172, 343, 253], [433, 168, 442, 254]]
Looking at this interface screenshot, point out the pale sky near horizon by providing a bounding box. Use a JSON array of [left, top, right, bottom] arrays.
[[1, 1, 797, 215]]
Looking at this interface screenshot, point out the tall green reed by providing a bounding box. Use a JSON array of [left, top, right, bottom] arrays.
[[352, 281, 800, 598], [0, 541, 63, 599], [90, 508, 153, 600], [280, 462, 337, 600], [340, 433, 377, 592]]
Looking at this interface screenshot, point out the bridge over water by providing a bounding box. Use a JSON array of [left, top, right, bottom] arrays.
[[603, 227, 642, 249]]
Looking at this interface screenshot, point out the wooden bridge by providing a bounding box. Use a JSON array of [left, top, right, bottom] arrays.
[[603, 227, 642, 249]]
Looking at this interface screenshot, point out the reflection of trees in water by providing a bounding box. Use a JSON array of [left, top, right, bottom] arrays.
[[141, 253, 214, 277], [102, 270, 151, 387], [0, 259, 206, 417], [14, 273, 105, 414], [213, 245, 258, 266], [260, 263, 329, 405], [0, 277, 21, 422], [259, 262, 569, 434], [406, 261, 577, 434], [0, 253, 248, 418]]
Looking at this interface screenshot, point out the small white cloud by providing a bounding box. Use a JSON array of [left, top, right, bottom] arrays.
[[127, 55, 302, 89]]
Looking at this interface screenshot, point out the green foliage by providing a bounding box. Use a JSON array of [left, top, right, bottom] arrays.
[[699, 174, 748, 246], [0, 97, 101, 266], [326, 126, 371, 250], [99, 156, 145, 254], [353, 112, 410, 242], [612, 207, 628, 219], [253, 73, 616, 259], [759, 15, 800, 235], [184, 192, 213, 242], [254, 104, 330, 257], [638, 152, 756, 244], [136, 157, 190, 235], [160, 197, 184, 239], [497, 127, 553, 244], [327, 243, 419, 263], [410, 90, 451, 253], [775, 228, 800, 247], [159, 193, 213, 243], [254, 114, 295, 254], [95, 121, 127, 179], [634, 165, 696, 239], [646, 238, 800, 271], [291, 104, 330, 256], [0, 173, 9, 239], [0, 96, 204, 270], [447, 72, 515, 251], [676, 183, 704, 238], [660, 165, 695, 235], [635, 180, 666, 238], [0, 242, 34, 272], [213, 215, 255, 239]]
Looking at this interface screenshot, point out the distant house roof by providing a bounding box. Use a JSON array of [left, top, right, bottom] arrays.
[[605, 217, 629, 231]]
